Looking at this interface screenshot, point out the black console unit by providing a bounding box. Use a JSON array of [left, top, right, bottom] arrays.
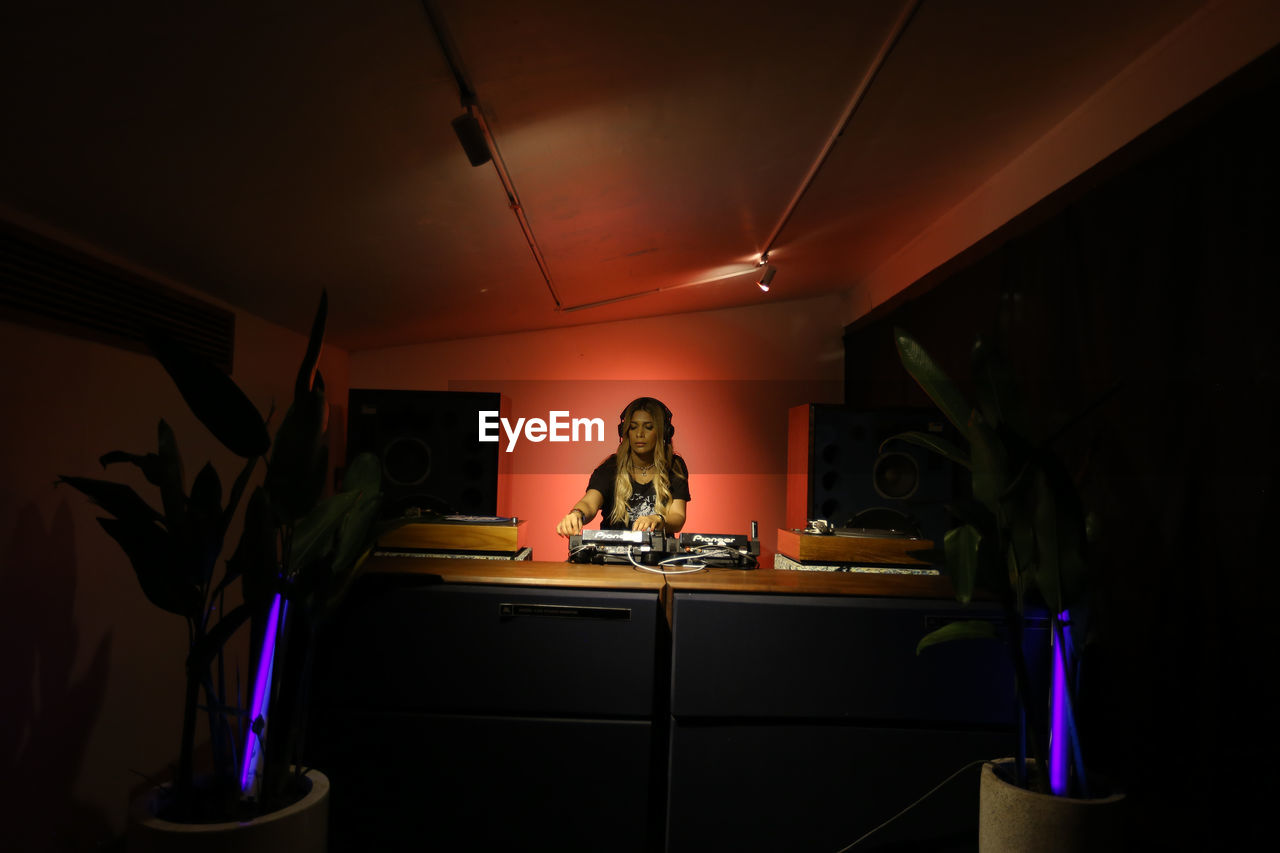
[[309, 564, 1042, 852], [308, 573, 665, 852], [665, 592, 1046, 852]]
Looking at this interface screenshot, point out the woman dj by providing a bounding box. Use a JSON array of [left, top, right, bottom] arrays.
[[555, 397, 689, 537]]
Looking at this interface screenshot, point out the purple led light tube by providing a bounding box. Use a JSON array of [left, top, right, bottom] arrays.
[[240, 593, 285, 793]]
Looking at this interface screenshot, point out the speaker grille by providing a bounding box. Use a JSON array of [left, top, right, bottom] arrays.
[[873, 451, 921, 500], [347, 389, 501, 517], [0, 223, 235, 372], [794, 405, 957, 543]]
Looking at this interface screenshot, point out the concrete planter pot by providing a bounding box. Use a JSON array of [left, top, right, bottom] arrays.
[[127, 768, 330, 853], [979, 758, 1126, 853]]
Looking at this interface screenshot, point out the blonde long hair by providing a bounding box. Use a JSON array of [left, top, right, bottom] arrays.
[[609, 398, 686, 525]]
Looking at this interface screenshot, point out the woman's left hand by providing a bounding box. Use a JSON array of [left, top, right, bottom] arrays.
[[632, 514, 665, 532]]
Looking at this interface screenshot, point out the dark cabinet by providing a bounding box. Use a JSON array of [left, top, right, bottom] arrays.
[[309, 568, 1042, 852], [665, 592, 1041, 852], [309, 576, 664, 852], [670, 593, 1020, 724]]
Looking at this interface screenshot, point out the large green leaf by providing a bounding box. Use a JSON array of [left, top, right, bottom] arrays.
[[1032, 457, 1088, 613], [969, 420, 1011, 511], [156, 420, 186, 530], [314, 543, 376, 626], [341, 451, 381, 494], [1056, 535, 1088, 615], [893, 327, 973, 440], [227, 487, 278, 611], [1085, 511, 1102, 545], [330, 453, 382, 573], [1006, 541, 1028, 609], [295, 290, 328, 400], [56, 476, 162, 525], [97, 517, 199, 617], [145, 329, 269, 459], [943, 500, 1007, 598], [189, 462, 222, 516], [330, 490, 381, 574], [188, 603, 253, 671], [266, 383, 328, 523], [221, 454, 259, 538], [155, 420, 195, 590], [1006, 486, 1037, 581], [916, 619, 999, 654], [319, 491, 383, 617], [289, 490, 361, 579], [317, 452, 385, 603], [189, 462, 224, 588], [265, 291, 330, 525], [942, 524, 982, 604], [944, 498, 995, 531], [882, 430, 971, 470], [1032, 466, 1059, 610], [99, 450, 164, 487], [971, 335, 1027, 435]]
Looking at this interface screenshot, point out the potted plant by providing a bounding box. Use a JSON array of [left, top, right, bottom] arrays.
[[887, 327, 1124, 851], [58, 292, 385, 850]]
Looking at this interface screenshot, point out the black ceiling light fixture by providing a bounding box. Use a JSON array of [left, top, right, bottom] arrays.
[[423, 2, 490, 168], [421, 0, 562, 308], [451, 101, 491, 168], [756, 253, 775, 292]]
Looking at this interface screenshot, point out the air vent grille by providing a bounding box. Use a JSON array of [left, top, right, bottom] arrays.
[[0, 223, 234, 372]]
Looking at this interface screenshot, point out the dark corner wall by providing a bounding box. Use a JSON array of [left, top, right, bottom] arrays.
[[843, 47, 1280, 848]]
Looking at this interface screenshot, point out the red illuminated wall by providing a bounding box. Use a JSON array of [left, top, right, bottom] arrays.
[[349, 294, 846, 564]]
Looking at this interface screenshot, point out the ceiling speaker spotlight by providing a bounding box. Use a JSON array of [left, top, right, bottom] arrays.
[[451, 112, 491, 167], [757, 266, 776, 292]]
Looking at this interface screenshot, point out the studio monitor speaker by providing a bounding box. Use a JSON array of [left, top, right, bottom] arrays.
[[787, 405, 957, 544], [346, 389, 501, 518]]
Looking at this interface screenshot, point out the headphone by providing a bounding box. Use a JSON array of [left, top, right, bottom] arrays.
[[618, 397, 675, 443]]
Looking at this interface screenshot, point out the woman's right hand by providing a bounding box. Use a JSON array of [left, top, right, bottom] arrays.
[[556, 511, 584, 538]]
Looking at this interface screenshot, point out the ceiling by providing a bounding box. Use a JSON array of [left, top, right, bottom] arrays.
[[0, 0, 1232, 351]]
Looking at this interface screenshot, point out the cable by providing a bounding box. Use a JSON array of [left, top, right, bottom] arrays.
[[658, 553, 708, 567], [678, 544, 758, 569], [833, 759, 987, 852], [627, 547, 706, 575], [758, 0, 922, 264], [568, 540, 700, 571]]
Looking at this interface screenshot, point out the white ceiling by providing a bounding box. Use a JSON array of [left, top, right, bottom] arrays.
[[0, 0, 1263, 351]]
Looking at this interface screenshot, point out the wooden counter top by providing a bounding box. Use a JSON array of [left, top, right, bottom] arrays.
[[365, 557, 957, 599], [664, 566, 957, 598], [365, 556, 667, 591]]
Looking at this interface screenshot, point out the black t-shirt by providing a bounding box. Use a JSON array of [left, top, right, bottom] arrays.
[[587, 455, 691, 529]]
